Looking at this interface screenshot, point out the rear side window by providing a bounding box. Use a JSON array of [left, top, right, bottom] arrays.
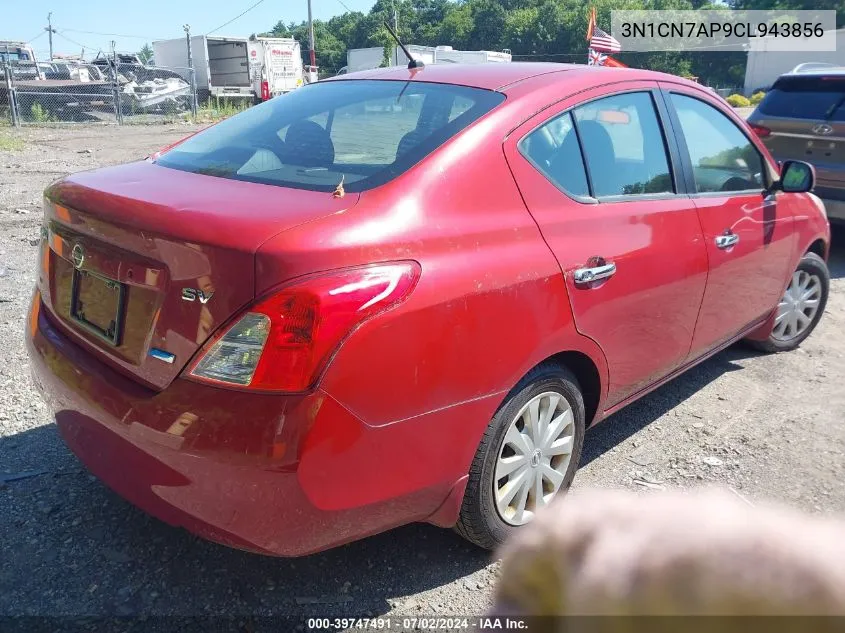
[[757, 76, 845, 122], [573, 92, 673, 197], [519, 112, 590, 198], [155, 80, 504, 193], [670, 93, 765, 193]]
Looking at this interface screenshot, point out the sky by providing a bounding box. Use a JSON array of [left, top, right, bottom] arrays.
[[5, 0, 377, 61]]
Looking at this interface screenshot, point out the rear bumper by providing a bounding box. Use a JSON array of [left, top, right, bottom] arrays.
[[25, 290, 460, 556]]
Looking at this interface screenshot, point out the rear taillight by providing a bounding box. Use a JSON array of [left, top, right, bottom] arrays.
[[749, 123, 771, 138], [261, 81, 270, 101], [187, 262, 421, 392]]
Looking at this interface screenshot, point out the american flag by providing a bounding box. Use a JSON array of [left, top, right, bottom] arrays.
[[590, 25, 621, 53]]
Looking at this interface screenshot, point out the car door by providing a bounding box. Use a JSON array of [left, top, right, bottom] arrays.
[[660, 86, 796, 358], [504, 83, 709, 408]]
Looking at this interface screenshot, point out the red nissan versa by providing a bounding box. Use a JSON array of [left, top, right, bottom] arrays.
[[26, 63, 830, 556]]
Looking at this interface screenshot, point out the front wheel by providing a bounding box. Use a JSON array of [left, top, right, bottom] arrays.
[[747, 252, 829, 353], [455, 365, 585, 550]]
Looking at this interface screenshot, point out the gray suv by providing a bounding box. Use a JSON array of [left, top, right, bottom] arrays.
[[748, 64, 845, 223]]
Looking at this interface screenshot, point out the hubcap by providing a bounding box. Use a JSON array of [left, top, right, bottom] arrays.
[[772, 270, 822, 342], [493, 392, 575, 526]]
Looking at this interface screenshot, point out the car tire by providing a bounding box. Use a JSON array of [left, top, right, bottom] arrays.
[[455, 364, 586, 550], [746, 252, 829, 353]]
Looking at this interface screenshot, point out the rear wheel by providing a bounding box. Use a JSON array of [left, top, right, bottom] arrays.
[[747, 252, 829, 353], [455, 365, 585, 550]]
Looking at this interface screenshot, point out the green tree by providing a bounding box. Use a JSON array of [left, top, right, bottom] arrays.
[[468, 0, 508, 50], [438, 3, 474, 48], [728, 0, 844, 28], [137, 43, 153, 65], [503, 7, 541, 53]]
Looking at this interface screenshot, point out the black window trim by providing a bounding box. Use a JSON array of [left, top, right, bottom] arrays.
[[659, 88, 772, 198], [516, 86, 688, 204]]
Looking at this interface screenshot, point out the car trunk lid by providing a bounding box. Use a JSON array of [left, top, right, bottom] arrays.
[[39, 160, 359, 391]]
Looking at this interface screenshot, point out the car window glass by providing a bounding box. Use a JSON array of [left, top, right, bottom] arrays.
[[519, 112, 589, 198], [449, 95, 474, 121], [757, 77, 845, 122], [156, 80, 504, 193], [573, 92, 673, 197], [332, 97, 422, 165], [670, 93, 765, 193]]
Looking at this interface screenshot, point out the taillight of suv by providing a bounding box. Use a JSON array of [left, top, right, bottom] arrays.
[[748, 123, 771, 138]]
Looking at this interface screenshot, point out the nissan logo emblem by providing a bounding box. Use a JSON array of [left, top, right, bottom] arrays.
[[812, 123, 834, 136], [71, 244, 85, 269]]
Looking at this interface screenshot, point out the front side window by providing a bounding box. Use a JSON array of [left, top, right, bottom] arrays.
[[156, 80, 504, 193], [670, 93, 765, 193], [573, 92, 673, 197]]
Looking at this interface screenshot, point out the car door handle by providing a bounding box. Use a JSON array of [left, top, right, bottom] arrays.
[[573, 261, 617, 284], [715, 233, 739, 249]]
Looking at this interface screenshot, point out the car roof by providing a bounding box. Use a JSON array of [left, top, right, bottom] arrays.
[[330, 62, 685, 92]]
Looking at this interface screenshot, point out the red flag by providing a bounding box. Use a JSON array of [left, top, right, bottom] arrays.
[[603, 56, 627, 68]]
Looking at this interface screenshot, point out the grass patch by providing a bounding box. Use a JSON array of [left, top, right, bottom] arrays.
[[0, 130, 24, 151], [29, 103, 57, 123], [190, 97, 252, 123]]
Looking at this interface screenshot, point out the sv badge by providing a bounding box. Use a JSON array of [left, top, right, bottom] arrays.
[[181, 288, 214, 304]]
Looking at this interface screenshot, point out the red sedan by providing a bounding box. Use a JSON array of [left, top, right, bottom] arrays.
[[27, 63, 830, 556]]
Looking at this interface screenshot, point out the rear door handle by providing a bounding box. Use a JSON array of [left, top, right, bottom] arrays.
[[715, 233, 739, 249], [573, 261, 617, 284]]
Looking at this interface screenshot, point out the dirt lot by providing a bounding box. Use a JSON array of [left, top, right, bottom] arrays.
[[1, 125, 843, 620]]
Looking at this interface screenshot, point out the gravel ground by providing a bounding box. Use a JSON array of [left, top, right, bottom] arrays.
[[0, 124, 843, 621]]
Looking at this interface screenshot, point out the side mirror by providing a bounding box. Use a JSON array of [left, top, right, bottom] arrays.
[[777, 160, 815, 193]]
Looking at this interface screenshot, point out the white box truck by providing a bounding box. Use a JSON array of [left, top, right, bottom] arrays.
[[247, 37, 307, 101], [153, 36, 254, 101]]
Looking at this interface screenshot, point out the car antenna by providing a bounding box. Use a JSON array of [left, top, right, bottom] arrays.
[[384, 21, 424, 70]]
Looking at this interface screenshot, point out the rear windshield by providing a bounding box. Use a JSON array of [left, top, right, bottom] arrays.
[[155, 80, 505, 193], [757, 76, 845, 121]]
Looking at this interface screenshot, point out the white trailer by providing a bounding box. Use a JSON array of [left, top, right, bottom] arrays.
[[391, 45, 511, 66], [153, 36, 254, 100], [248, 37, 307, 101], [390, 45, 436, 67], [338, 47, 386, 74], [433, 48, 512, 64]]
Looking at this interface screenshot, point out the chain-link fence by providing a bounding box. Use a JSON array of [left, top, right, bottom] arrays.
[[2, 57, 201, 125]]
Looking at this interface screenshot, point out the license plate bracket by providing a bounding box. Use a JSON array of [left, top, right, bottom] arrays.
[[70, 269, 126, 346]]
